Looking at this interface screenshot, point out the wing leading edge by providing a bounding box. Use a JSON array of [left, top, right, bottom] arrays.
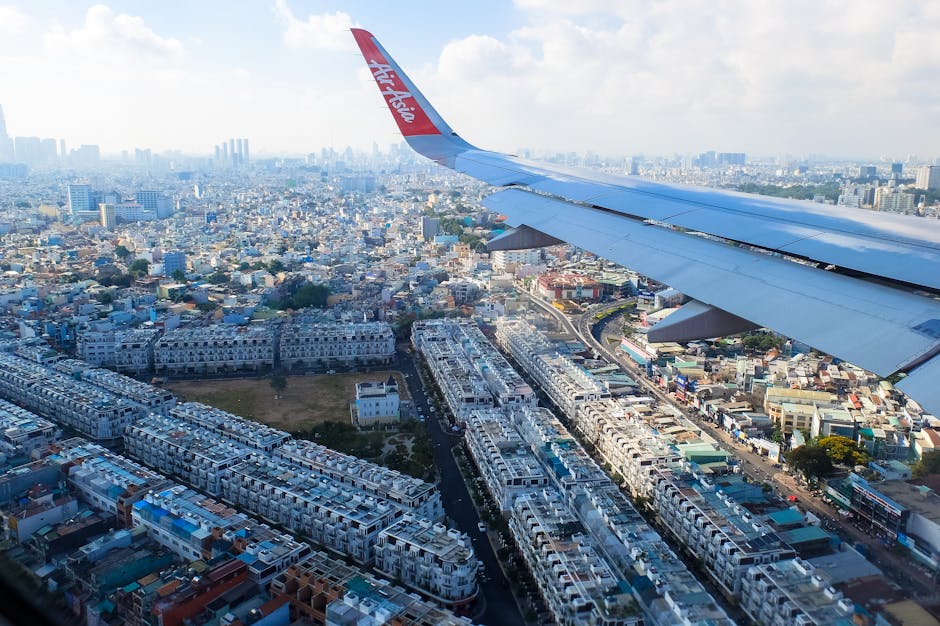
[[351, 29, 940, 415]]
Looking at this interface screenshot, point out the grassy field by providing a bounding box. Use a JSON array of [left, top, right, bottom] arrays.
[[166, 370, 408, 432]]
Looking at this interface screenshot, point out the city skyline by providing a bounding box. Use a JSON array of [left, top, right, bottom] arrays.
[[1, 1, 939, 160]]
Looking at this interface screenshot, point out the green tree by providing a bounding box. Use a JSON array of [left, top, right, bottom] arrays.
[[817, 435, 870, 466], [786, 445, 834, 479], [171, 269, 186, 283], [268, 259, 286, 274], [114, 244, 132, 260], [269, 373, 288, 398], [206, 271, 230, 285], [196, 301, 218, 312], [128, 259, 150, 276], [913, 450, 940, 478], [96, 290, 114, 305]]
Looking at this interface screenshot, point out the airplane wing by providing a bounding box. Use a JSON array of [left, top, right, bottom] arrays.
[[351, 28, 940, 415]]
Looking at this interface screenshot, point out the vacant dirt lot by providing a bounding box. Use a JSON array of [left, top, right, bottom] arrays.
[[166, 371, 408, 432]]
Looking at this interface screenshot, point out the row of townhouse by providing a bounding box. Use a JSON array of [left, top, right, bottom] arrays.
[[53, 358, 177, 414], [41, 437, 473, 622], [374, 515, 478, 608], [462, 409, 731, 623], [131, 483, 310, 584], [464, 410, 549, 511], [505, 405, 734, 626], [271, 550, 474, 626], [220, 454, 479, 606], [273, 439, 443, 522], [740, 557, 856, 626], [412, 319, 536, 423], [0, 398, 60, 459], [154, 323, 277, 375], [125, 415, 254, 496], [415, 336, 493, 421], [124, 411, 474, 606], [168, 402, 291, 452], [651, 466, 796, 597], [417, 316, 732, 625], [495, 317, 610, 420], [76, 327, 160, 374], [278, 321, 395, 369], [0, 353, 140, 442], [509, 489, 642, 626]]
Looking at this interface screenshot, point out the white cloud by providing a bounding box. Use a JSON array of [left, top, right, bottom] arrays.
[[275, 0, 356, 51], [0, 4, 29, 34], [43, 4, 183, 63], [423, 0, 940, 157]]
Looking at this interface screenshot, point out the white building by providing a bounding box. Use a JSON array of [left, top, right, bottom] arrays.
[[740, 558, 855, 626], [353, 377, 400, 428], [374, 514, 478, 607], [168, 402, 290, 452], [154, 323, 276, 375], [132, 484, 309, 583], [279, 321, 394, 370], [124, 414, 253, 496], [273, 439, 443, 521], [0, 399, 60, 459], [113, 328, 160, 375]]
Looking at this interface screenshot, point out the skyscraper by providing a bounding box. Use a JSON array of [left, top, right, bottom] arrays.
[[0, 105, 13, 162], [915, 165, 940, 191], [99, 203, 116, 230], [236, 138, 244, 162], [242, 138, 249, 163]]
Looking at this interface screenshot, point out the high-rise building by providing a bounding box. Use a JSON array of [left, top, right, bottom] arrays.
[[68, 184, 97, 216], [99, 203, 116, 229], [162, 250, 187, 278], [229, 138, 235, 162], [13, 136, 42, 165], [0, 105, 14, 162], [242, 137, 249, 162], [236, 138, 244, 161], [915, 165, 940, 191], [421, 216, 439, 240], [136, 190, 172, 218]]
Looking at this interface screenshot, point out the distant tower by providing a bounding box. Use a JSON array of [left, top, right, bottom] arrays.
[[99, 203, 116, 229], [229, 138, 235, 163], [242, 138, 249, 162], [221, 142, 228, 162], [68, 184, 96, 217], [0, 105, 13, 162], [236, 138, 244, 162]]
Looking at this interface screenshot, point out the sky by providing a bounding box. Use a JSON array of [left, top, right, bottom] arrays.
[[1, 1, 939, 160]]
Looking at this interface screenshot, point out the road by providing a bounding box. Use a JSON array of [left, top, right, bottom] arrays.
[[395, 345, 524, 626], [523, 293, 940, 603]]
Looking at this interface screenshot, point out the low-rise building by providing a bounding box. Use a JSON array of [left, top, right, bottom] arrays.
[[374, 514, 478, 607], [278, 320, 394, 370], [741, 558, 855, 626], [154, 323, 276, 375], [0, 399, 60, 460], [353, 377, 400, 428]]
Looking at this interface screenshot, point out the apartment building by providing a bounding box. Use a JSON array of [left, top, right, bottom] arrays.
[[76, 330, 118, 366], [496, 317, 610, 420], [221, 455, 402, 565], [740, 558, 855, 626], [154, 323, 276, 375], [168, 402, 290, 452], [374, 514, 478, 606], [131, 484, 309, 583], [651, 466, 796, 597], [271, 551, 474, 626], [273, 439, 443, 522], [0, 353, 140, 442], [464, 409, 549, 510], [125, 415, 253, 496], [509, 490, 642, 626], [0, 399, 60, 459], [279, 320, 394, 370]]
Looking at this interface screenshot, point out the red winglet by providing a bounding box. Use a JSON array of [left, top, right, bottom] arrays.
[[351, 29, 441, 137]]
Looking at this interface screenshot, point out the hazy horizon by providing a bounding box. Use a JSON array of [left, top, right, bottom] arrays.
[[2, 1, 939, 161]]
